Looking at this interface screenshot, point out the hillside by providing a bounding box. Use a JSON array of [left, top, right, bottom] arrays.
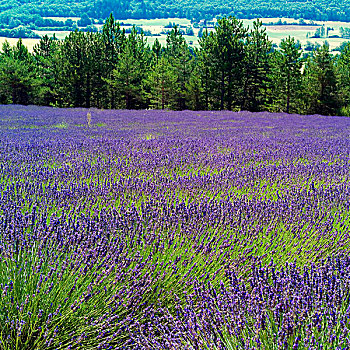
[[1, 0, 350, 33]]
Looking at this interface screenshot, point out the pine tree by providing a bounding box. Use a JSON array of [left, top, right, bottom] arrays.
[[101, 13, 126, 108], [0, 39, 35, 105], [197, 30, 213, 110], [145, 56, 178, 110], [164, 26, 194, 110], [200, 17, 247, 110], [336, 42, 350, 115], [241, 19, 272, 111], [57, 31, 104, 108], [186, 48, 205, 110], [13, 38, 30, 61], [107, 27, 150, 109], [152, 38, 162, 65], [268, 37, 303, 113], [32, 35, 61, 106], [303, 44, 339, 115]]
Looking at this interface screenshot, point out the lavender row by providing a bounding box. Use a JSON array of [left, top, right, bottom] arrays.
[[132, 257, 350, 349], [1, 106, 350, 349]]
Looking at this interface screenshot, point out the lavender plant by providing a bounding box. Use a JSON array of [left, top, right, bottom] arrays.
[[1, 105, 350, 349]]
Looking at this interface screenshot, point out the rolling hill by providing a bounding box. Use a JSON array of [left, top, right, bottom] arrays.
[[1, 0, 350, 31]]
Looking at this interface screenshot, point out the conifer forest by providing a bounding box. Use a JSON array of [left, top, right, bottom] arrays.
[[1, 15, 350, 116]]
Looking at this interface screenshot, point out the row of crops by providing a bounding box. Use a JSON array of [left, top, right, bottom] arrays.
[[0, 105, 350, 349]]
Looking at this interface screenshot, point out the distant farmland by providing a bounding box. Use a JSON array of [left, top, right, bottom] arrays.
[[1, 16, 350, 52]]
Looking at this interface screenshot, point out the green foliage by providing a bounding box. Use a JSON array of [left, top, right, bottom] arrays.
[[303, 44, 339, 115], [32, 35, 61, 106], [340, 105, 350, 116], [101, 13, 127, 108], [144, 56, 178, 109], [0, 26, 40, 39], [199, 17, 247, 110], [267, 37, 303, 113], [0, 39, 35, 105], [241, 19, 272, 111], [0, 15, 349, 116], [77, 13, 92, 27], [56, 30, 106, 108], [336, 42, 350, 112], [304, 41, 321, 51], [152, 38, 162, 65], [106, 27, 151, 109], [1, 0, 350, 31], [165, 26, 194, 109], [185, 54, 206, 110]]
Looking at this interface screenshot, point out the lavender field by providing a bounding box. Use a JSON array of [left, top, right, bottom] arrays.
[[1, 105, 350, 349]]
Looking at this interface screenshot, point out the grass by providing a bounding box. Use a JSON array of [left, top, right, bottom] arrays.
[[52, 122, 68, 129]]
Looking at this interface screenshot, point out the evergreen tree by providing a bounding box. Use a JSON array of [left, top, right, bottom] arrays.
[[197, 29, 213, 110], [186, 48, 206, 110], [200, 17, 247, 110], [145, 56, 178, 110], [0, 39, 35, 105], [57, 31, 104, 107], [336, 42, 350, 115], [87, 32, 108, 108], [303, 44, 339, 115], [0, 13, 346, 116], [32, 35, 61, 106], [268, 37, 303, 113], [1, 41, 12, 58], [13, 38, 31, 61], [57, 31, 87, 107], [165, 26, 194, 110], [152, 38, 162, 65], [241, 19, 272, 111], [107, 27, 150, 109], [101, 13, 126, 108]]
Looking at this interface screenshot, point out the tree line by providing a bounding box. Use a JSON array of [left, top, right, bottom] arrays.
[[0, 14, 350, 116], [2, 0, 350, 29]]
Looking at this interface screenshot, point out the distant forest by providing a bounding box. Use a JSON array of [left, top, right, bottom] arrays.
[[1, 0, 350, 32], [1, 15, 349, 116]]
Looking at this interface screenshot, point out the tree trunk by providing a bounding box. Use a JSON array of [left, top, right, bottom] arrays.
[[86, 72, 91, 108], [286, 70, 290, 113], [227, 73, 232, 111], [220, 70, 225, 110], [125, 74, 130, 109], [204, 68, 209, 110], [161, 80, 165, 110]]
